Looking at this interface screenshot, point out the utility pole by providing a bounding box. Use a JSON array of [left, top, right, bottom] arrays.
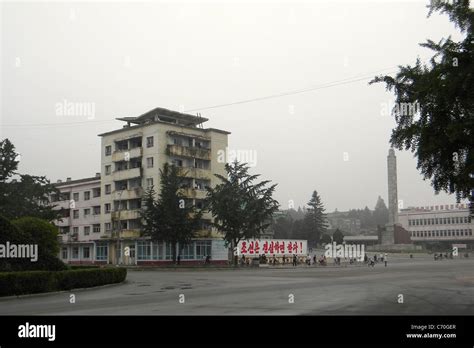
[[115, 190, 123, 265]]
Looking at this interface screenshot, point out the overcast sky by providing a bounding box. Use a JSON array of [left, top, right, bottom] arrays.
[[1, 0, 468, 212]]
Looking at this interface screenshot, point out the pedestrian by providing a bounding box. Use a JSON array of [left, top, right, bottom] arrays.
[[241, 255, 246, 266], [177, 254, 181, 265], [374, 254, 377, 263], [384, 253, 388, 267], [293, 254, 297, 267], [282, 255, 286, 265], [313, 255, 317, 265]]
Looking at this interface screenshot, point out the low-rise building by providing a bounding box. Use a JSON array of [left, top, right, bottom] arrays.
[[398, 203, 474, 249]]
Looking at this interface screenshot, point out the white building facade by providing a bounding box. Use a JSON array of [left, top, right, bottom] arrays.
[[53, 175, 106, 264], [398, 203, 474, 249]]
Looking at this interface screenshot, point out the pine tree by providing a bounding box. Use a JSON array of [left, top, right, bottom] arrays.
[[373, 196, 389, 227], [304, 190, 328, 247], [141, 163, 202, 262]]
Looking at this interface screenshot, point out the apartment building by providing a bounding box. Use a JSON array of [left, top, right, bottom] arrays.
[[398, 203, 474, 249], [52, 175, 106, 264], [98, 107, 230, 265]]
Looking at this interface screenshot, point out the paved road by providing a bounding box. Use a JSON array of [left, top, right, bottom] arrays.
[[1, 258, 473, 315]]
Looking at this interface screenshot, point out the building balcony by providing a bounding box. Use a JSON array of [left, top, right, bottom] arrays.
[[178, 167, 211, 180], [167, 144, 211, 160], [111, 210, 141, 221], [120, 229, 141, 239], [181, 188, 208, 199], [112, 167, 142, 181], [112, 147, 143, 162], [113, 187, 144, 200]]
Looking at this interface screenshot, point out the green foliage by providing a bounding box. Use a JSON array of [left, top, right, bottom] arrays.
[[320, 233, 332, 244], [272, 215, 293, 239], [303, 190, 328, 246], [206, 161, 279, 264], [0, 138, 60, 221], [0, 215, 66, 272], [370, 1, 474, 210], [12, 217, 60, 257], [373, 196, 389, 227], [0, 268, 127, 297], [333, 229, 344, 245], [141, 163, 202, 261]]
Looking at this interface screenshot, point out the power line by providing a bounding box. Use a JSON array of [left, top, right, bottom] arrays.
[[184, 66, 398, 113], [2, 66, 398, 129]]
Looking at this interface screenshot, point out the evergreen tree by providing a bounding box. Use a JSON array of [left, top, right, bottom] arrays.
[[304, 190, 328, 247], [373, 196, 389, 227], [206, 161, 279, 265], [141, 163, 202, 262], [333, 228, 344, 244]]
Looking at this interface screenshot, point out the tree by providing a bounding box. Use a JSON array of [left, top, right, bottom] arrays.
[[0, 138, 60, 221], [370, 1, 474, 214], [206, 161, 279, 265], [373, 196, 389, 227], [12, 217, 66, 271], [141, 163, 202, 263], [333, 229, 344, 245], [273, 215, 293, 239], [304, 190, 328, 246], [320, 233, 332, 245], [360, 206, 374, 228]]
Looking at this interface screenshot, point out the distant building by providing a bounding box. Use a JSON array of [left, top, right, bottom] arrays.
[[52, 175, 103, 264], [326, 210, 361, 235], [398, 204, 473, 249]]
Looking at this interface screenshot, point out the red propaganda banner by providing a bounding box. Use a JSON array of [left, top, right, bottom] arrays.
[[237, 239, 307, 256]]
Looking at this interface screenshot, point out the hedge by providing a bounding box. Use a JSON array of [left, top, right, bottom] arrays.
[[0, 268, 127, 297]]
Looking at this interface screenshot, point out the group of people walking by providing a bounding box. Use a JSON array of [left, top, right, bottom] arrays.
[[365, 253, 388, 267]]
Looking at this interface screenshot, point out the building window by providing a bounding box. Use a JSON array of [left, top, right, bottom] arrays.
[[152, 242, 162, 260], [105, 145, 112, 156], [146, 178, 153, 189], [180, 243, 195, 260], [73, 210, 79, 219], [73, 193, 79, 202], [84, 191, 90, 200], [456, 230, 460, 236], [146, 136, 154, 148], [105, 223, 111, 231], [61, 248, 68, 259], [73, 227, 79, 234], [165, 243, 174, 260], [84, 226, 90, 235], [84, 208, 90, 217], [83, 247, 90, 259], [173, 159, 183, 167], [93, 224, 100, 233], [93, 206, 101, 215], [469, 229, 472, 236], [147, 157, 154, 168], [105, 203, 111, 213], [196, 240, 211, 259], [105, 165, 111, 175], [137, 241, 152, 260], [460, 230, 464, 236], [105, 184, 111, 194], [93, 187, 101, 197], [96, 244, 108, 261], [72, 247, 79, 259]]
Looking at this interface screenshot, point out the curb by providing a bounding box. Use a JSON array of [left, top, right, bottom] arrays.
[[0, 281, 129, 301]]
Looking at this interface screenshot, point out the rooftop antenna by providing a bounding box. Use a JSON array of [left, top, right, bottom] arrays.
[[197, 112, 204, 128]]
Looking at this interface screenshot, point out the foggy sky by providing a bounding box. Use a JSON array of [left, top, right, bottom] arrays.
[[1, 0, 468, 212]]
